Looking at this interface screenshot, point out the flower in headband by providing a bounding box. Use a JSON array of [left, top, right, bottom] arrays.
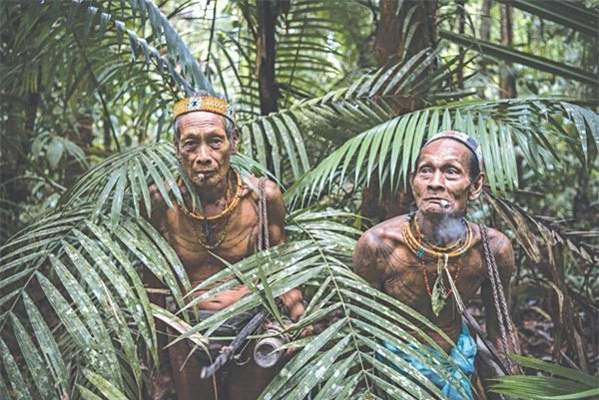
[[173, 95, 236, 122], [423, 130, 483, 171]]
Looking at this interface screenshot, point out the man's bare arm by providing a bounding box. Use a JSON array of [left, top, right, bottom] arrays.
[[481, 232, 521, 360], [353, 230, 387, 291], [264, 179, 286, 245]]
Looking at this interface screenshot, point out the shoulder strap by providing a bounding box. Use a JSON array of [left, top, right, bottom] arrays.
[[257, 177, 270, 251], [479, 223, 518, 369]]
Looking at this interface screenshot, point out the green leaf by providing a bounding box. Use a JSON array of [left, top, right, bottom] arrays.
[[10, 313, 55, 400], [49, 254, 124, 389], [0, 336, 32, 399], [260, 319, 346, 399], [22, 292, 69, 397], [81, 369, 129, 400], [64, 240, 142, 387], [439, 30, 596, 85], [46, 137, 64, 169]]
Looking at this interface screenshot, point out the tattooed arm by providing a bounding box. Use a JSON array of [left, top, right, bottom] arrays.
[[353, 230, 389, 290]]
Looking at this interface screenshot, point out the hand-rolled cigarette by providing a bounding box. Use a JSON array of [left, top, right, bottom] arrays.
[[197, 173, 206, 182], [440, 200, 449, 208]]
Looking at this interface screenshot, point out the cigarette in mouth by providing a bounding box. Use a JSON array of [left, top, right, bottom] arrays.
[[197, 173, 206, 183], [440, 200, 449, 208]]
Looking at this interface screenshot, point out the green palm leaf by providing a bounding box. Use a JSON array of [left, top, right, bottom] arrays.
[[439, 30, 596, 85], [79, 369, 130, 400], [239, 48, 460, 185], [71, 0, 210, 94], [171, 209, 470, 399], [489, 355, 599, 400], [496, 0, 597, 37], [285, 99, 598, 207], [0, 210, 188, 397]]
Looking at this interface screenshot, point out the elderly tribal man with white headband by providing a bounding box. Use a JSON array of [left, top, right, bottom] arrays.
[[143, 90, 305, 400], [353, 131, 520, 399]]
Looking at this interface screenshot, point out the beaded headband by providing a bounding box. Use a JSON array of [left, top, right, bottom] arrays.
[[423, 130, 483, 171], [173, 95, 236, 122]]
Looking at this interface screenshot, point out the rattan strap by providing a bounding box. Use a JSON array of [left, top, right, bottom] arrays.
[[479, 223, 518, 369], [257, 178, 270, 251]]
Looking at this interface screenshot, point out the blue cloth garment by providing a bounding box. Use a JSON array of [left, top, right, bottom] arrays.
[[379, 320, 477, 399]]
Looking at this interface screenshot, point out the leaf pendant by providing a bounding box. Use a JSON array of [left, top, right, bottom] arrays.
[[431, 274, 447, 316]]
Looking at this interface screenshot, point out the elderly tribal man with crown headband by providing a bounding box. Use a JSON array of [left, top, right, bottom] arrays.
[[143, 91, 305, 400], [353, 131, 520, 399]]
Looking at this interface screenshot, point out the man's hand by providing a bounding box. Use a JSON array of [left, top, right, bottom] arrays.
[[279, 288, 304, 322]]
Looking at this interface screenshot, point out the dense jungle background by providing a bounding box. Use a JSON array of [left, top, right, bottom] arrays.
[[1, 0, 598, 399]]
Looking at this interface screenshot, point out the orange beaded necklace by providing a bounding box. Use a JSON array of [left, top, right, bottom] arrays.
[[403, 213, 473, 315], [178, 169, 243, 221], [178, 169, 243, 250]]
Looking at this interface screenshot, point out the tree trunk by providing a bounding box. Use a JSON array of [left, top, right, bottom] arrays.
[[255, 0, 284, 174], [256, 0, 280, 115], [362, 0, 438, 225], [500, 4, 516, 99], [480, 0, 492, 41], [478, 0, 493, 98], [457, 0, 466, 89], [375, 0, 437, 65]]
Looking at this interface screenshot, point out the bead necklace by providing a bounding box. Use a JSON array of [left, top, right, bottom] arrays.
[[403, 214, 473, 315], [421, 258, 463, 298], [179, 169, 242, 250], [178, 169, 243, 221], [413, 213, 467, 253], [191, 213, 232, 250], [403, 214, 472, 260]]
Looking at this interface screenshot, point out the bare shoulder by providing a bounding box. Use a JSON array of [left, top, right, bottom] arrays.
[[148, 183, 167, 204], [475, 223, 515, 273], [263, 177, 283, 202], [364, 214, 410, 243], [143, 183, 169, 221], [355, 214, 410, 258], [484, 226, 512, 255], [242, 175, 283, 203]]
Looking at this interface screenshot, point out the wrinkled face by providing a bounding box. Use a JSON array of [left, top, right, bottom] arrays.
[[175, 112, 238, 189], [410, 139, 483, 217]]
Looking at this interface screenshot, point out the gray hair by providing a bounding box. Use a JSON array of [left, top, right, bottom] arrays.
[[173, 90, 237, 146]]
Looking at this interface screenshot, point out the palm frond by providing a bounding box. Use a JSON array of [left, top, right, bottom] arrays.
[[284, 99, 599, 208], [483, 191, 599, 266], [78, 369, 130, 400], [0, 210, 190, 398], [489, 355, 599, 400], [1, 1, 201, 99], [439, 30, 597, 86], [496, 0, 598, 37], [0, 203, 473, 399], [71, 0, 211, 95], [239, 48, 461, 184], [483, 190, 596, 370], [175, 209, 472, 399]]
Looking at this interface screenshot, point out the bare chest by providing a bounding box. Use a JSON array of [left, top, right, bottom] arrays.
[[160, 197, 260, 282], [382, 246, 488, 316]]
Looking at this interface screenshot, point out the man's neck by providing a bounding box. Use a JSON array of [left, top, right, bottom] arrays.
[[416, 210, 466, 247], [198, 181, 228, 205], [186, 172, 231, 207]]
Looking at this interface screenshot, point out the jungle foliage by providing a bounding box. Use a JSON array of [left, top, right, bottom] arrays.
[[0, 0, 598, 399]]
